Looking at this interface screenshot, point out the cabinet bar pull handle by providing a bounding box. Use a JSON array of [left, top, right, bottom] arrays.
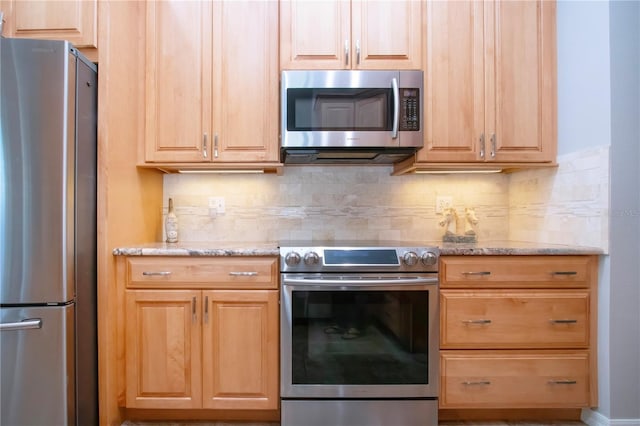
[[356, 39, 361, 65], [345, 40, 349, 66], [204, 296, 209, 323], [490, 133, 496, 158], [549, 319, 578, 324], [462, 380, 491, 386], [229, 271, 258, 277], [551, 271, 578, 275], [214, 134, 219, 158], [142, 271, 171, 276], [548, 379, 577, 385], [479, 133, 485, 159], [462, 271, 491, 276], [462, 319, 492, 324], [192, 296, 197, 323], [203, 133, 208, 158]]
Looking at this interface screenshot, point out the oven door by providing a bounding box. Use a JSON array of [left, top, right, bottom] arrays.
[[281, 273, 438, 399]]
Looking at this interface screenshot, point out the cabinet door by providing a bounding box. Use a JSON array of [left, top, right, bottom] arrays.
[[486, 0, 556, 162], [125, 290, 202, 409], [351, 0, 423, 70], [419, 0, 484, 162], [212, 0, 279, 162], [0, 0, 97, 48], [144, 0, 212, 162], [280, 0, 350, 69], [202, 290, 279, 410]]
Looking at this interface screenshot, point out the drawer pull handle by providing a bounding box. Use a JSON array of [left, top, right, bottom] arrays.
[[204, 296, 209, 323], [462, 380, 491, 386], [462, 271, 491, 276], [229, 271, 258, 277], [142, 271, 172, 276], [548, 379, 577, 385], [549, 319, 578, 324], [192, 296, 197, 323], [551, 271, 578, 276], [462, 319, 492, 325]]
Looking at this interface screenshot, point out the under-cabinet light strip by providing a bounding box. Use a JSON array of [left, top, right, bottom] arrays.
[[177, 169, 264, 174], [415, 169, 502, 174]]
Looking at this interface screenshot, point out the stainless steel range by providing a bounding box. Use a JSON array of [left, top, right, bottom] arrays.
[[279, 242, 439, 426]]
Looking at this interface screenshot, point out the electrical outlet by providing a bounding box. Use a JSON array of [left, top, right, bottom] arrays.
[[208, 197, 225, 214], [436, 195, 453, 214]]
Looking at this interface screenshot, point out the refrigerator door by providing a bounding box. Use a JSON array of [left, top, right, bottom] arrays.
[[0, 38, 76, 304], [0, 304, 75, 425]]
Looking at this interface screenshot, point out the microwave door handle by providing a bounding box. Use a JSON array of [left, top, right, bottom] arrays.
[[391, 77, 399, 139]]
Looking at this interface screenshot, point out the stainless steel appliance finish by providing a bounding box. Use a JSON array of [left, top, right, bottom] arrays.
[[280, 242, 439, 426], [281, 70, 423, 164], [0, 38, 98, 426], [281, 399, 438, 426]]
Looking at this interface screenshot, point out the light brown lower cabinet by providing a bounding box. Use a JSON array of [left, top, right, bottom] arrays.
[[440, 350, 590, 408], [119, 256, 279, 412], [439, 255, 598, 411]]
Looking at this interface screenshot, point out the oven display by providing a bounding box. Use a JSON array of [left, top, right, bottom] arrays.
[[323, 249, 399, 266]]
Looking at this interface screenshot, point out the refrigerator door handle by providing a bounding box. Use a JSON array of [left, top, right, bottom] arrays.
[[0, 318, 43, 332]]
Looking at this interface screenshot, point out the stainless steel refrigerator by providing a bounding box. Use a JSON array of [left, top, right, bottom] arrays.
[[0, 38, 98, 425]]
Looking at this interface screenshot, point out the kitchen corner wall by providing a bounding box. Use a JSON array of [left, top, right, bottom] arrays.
[[509, 145, 610, 252], [163, 167, 510, 243]]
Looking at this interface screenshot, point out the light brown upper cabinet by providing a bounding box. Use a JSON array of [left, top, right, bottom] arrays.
[[280, 0, 423, 70], [0, 0, 97, 62], [396, 0, 557, 173], [144, 0, 279, 166]]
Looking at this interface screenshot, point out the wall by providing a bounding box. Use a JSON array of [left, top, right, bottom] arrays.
[[556, 0, 611, 155], [606, 0, 640, 422], [508, 146, 609, 250], [163, 168, 509, 243]]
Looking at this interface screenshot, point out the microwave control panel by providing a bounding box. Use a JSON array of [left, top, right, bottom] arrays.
[[399, 88, 420, 131]]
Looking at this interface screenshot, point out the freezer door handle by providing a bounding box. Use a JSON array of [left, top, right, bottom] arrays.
[[0, 318, 43, 331]]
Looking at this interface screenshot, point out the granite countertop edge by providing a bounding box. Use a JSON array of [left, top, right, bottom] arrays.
[[112, 241, 604, 257]]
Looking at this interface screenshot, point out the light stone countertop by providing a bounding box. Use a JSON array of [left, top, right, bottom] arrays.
[[437, 240, 604, 256], [112, 240, 603, 257], [112, 241, 280, 257]]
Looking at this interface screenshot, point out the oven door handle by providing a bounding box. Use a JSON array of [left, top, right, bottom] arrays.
[[283, 276, 438, 288]]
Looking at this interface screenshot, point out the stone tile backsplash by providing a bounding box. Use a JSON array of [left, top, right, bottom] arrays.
[[162, 145, 609, 251], [163, 167, 510, 243], [508, 145, 610, 251]]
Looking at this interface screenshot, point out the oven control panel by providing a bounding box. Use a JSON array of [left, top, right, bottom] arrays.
[[279, 245, 439, 273]]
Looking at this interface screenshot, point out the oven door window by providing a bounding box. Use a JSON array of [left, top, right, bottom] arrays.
[[287, 88, 393, 131], [290, 290, 429, 385]]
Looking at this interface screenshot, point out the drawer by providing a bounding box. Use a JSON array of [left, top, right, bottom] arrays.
[[440, 350, 591, 408], [126, 256, 278, 289], [440, 256, 594, 289], [440, 290, 589, 348]]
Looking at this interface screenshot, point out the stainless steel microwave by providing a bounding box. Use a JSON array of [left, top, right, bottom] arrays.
[[280, 70, 423, 164]]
